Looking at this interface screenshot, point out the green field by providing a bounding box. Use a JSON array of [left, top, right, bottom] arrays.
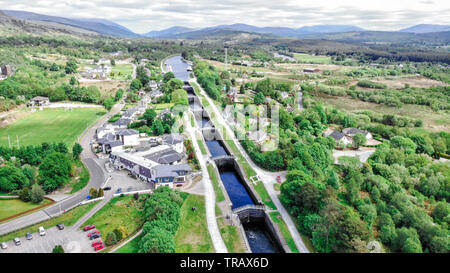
[[174, 194, 214, 253], [81, 195, 144, 238], [207, 164, 225, 202], [0, 201, 98, 243], [294, 53, 331, 64], [269, 211, 299, 253], [110, 64, 133, 80], [115, 232, 143, 253], [0, 108, 105, 147], [0, 199, 53, 222]]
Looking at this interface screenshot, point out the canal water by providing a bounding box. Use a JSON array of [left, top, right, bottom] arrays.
[[167, 55, 280, 253], [165, 55, 190, 81]]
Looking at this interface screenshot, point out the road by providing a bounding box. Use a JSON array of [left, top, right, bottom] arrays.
[[190, 78, 310, 253], [0, 97, 125, 236]]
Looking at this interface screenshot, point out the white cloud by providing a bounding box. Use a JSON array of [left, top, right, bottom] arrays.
[[0, 0, 449, 33]]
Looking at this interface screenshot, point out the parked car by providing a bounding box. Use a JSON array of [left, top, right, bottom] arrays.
[[26, 232, 33, 240], [90, 233, 101, 240], [39, 226, 46, 236], [83, 225, 96, 231], [92, 240, 103, 247], [88, 230, 100, 237], [276, 176, 281, 183], [1, 242, 7, 249], [103, 186, 112, 191], [94, 243, 105, 251], [116, 188, 122, 194], [13, 238, 21, 246], [56, 223, 64, 230]]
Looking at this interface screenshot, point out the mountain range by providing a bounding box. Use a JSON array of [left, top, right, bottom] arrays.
[[1, 10, 449, 40]]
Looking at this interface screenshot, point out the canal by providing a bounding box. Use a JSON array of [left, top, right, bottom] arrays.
[[167, 55, 280, 253]]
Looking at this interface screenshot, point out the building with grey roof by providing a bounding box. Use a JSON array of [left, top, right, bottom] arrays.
[[152, 164, 192, 187]]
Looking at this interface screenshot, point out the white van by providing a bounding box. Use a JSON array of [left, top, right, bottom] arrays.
[[39, 226, 46, 236]]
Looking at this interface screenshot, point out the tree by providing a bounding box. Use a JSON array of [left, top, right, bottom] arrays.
[[402, 238, 423, 253], [105, 232, 118, 246], [432, 202, 449, 223], [38, 152, 72, 192], [72, 143, 83, 160], [171, 89, 188, 106], [139, 227, 175, 253], [52, 245, 64, 253], [130, 79, 142, 92], [114, 88, 124, 101], [110, 59, 116, 66], [0, 164, 30, 192], [97, 188, 104, 197], [18, 187, 31, 202], [30, 184, 45, 203], [240, 85, 245, 94], [65, 60, 78, 74], [142, 108, 157, 127], [353, 133, 367, 149], [254, 92, 265, 105], [152, 119, 165, 136], [89, 187, 98, 198], [102, 97, 115, 110], [163, 72, 175, 83]]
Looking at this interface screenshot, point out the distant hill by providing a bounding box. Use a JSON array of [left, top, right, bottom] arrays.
[[297, 25, 365, 34], [144, 26, 197, 37], [145, 23, 367, 39], [171, 28, 266, 41], [1, 10, 139, 37], [399, 24, 450, 34], [0, 11, 102, 37]]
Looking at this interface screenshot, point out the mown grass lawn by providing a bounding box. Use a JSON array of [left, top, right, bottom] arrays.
[[69, 160, 90, 194], [110, 64, 133, 80], [207, 164, 225, 202], [174, 194, 214, 253], [217, 217, 246, 253], [81, 195, 144, 237], [294, 53, 331, 64], [0, 199, 53, 222], [0, 201, 98, 243], [269, 211, 299, 253], [115, 232, 144, 253], [0, 108, 105, 148]]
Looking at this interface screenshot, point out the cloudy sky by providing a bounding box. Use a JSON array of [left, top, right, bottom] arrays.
[[1, 0, 449, 33]]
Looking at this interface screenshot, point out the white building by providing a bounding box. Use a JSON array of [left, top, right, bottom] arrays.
[[117, 129, 140, 146]]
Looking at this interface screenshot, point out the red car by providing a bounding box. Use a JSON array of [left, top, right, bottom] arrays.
[[276, 176, 282, 183], [83, 225, 96, 231], [88, 230, 100, 237], [92, 240, 103, 247], [94, 243, 105, 251]]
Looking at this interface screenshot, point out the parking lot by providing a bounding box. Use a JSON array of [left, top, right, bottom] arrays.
[[1, 226, 96, 253], [105, 169, 154, 193]]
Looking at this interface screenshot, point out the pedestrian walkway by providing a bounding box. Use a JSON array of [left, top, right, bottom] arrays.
[[184, 113, 228, 253], [190, 79, 310, 253]]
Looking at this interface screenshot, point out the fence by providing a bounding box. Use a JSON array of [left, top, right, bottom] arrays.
[[113, 189, 153, 197]]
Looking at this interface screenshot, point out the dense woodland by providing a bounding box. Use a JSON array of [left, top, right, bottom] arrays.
[[193, 57, 449, 253]]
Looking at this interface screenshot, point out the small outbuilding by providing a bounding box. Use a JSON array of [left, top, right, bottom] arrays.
[[28, 96, 50, 107]]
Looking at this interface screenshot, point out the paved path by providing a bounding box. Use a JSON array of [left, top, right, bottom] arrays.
[[110, 229, 143, 253], [183, 112, 228, 253], [190, 78, 310, 253]]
